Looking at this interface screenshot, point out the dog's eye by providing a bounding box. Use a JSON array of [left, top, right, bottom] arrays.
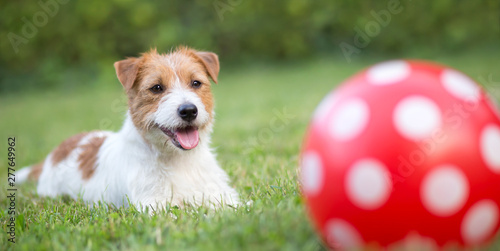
[[191, 80, 202, 89], [150, 84, 164, 94]]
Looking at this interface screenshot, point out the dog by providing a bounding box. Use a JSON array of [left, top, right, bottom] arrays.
[[17, 46, 240, 211]]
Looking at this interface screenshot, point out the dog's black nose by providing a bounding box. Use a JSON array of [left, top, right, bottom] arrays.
[[178, 103, 198, 122]]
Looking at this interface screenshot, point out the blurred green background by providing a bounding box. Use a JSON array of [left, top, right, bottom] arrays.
[[1, 0, 499, 93], [1, 1, 500, 250]]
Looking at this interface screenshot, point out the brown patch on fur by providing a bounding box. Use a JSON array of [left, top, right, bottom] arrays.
[[28, 161, 44, 181], [52, 132, 89, 165], [78, 136, 107, 180], [127, 50, 176, 131], [114, 57, 141, 91], [188, 49, 219, 118], [196, 84, 214, 119], [193, 51, 220, 84], [175, 52, 215, 116]]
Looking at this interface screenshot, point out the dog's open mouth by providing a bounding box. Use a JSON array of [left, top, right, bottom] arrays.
[[160, 126, 199, 150]]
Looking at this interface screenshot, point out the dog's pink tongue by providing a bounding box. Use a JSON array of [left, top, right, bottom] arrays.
[[175, 128, 199, 150]]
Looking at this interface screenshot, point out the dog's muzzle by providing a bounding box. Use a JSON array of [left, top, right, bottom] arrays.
[[158, 102, 200, 150]]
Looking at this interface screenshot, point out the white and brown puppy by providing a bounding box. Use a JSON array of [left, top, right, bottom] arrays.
[[17, 46, 240, 211]]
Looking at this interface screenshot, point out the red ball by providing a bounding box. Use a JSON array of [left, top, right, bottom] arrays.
[[301, 60, 500, 249]]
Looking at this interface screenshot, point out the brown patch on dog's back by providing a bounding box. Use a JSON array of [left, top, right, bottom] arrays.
[[78, 135, 106, 180], [28, 161, 44, 181], [52, 132, 88, 165]]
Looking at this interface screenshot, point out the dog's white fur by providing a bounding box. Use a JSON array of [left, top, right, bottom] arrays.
[[17, 48, 239, 211]]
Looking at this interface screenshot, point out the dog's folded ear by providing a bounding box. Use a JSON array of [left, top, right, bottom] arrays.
[[114, 58, 140, 91], [195, 52, 220, 84]]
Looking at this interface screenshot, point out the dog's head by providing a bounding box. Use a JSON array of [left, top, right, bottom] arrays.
[[114, 46, 219, 151]]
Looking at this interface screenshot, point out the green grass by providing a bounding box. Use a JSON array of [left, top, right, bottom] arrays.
[[1, 51, 500, 250]]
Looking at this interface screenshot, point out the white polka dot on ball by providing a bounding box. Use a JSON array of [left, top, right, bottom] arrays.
[[313, 94, 337, 123], [367, 60, 411, 85], [394, 96, 442, 141], [325, 218, 363, 249], [420, 165, 469, 217], [345, 159, 392, 210], [441, 69, 481, 102], [480, 124, 500, 173], [461, 200, 499, 245], [329, 98, 370, 141], [301, 151, 324, 196]]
